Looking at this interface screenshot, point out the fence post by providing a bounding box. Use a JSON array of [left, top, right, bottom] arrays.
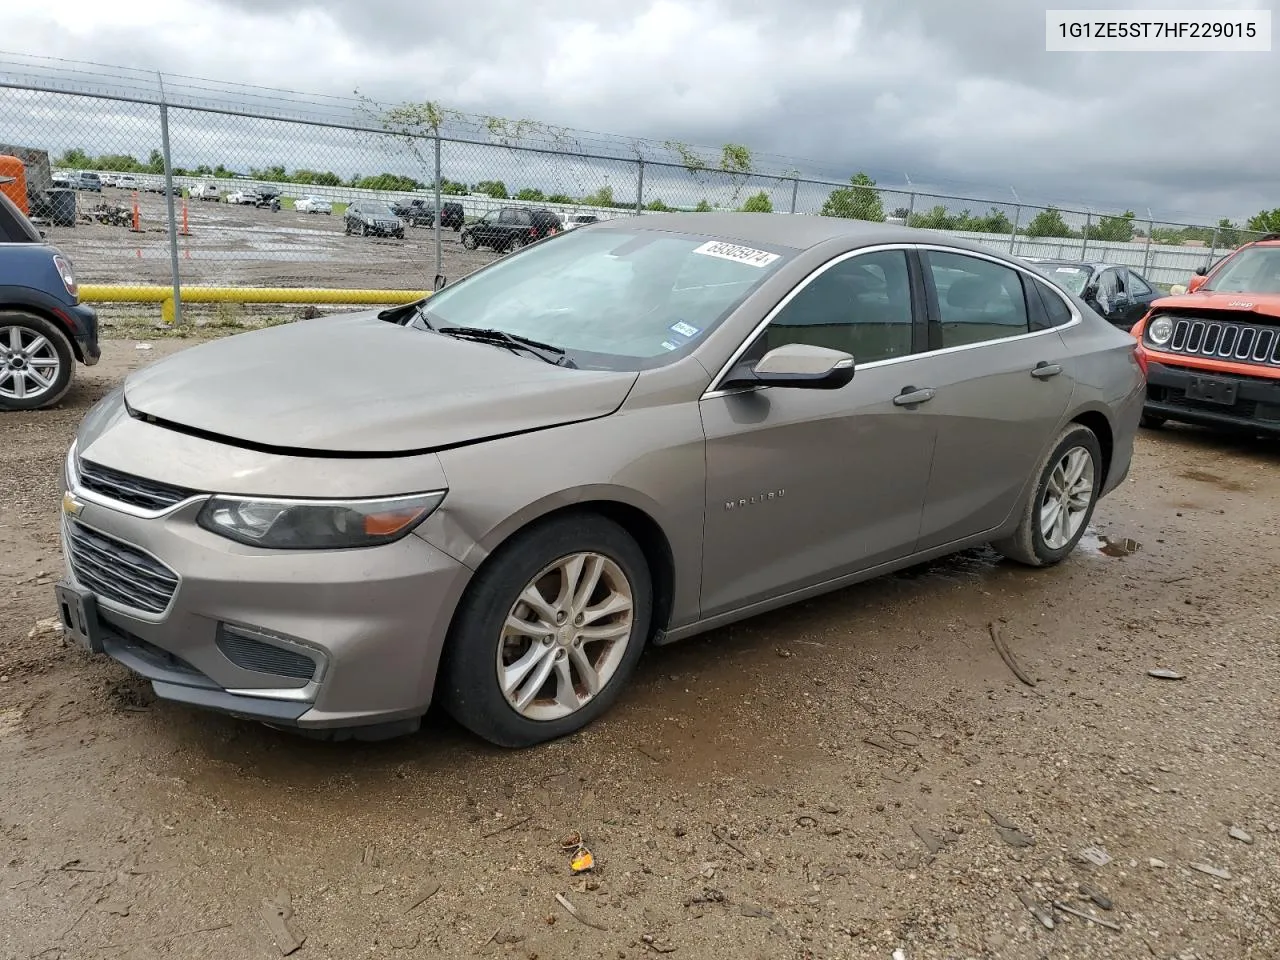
[[157, 74, 183, 326], [1207, 226, 1219, 270], [635, 159, 644, 215], [789, 177, 799, 214], [433, 133, 443, 289], [1009, 205, 1021, 253], [1080, 211, 1091, 259], [1142, 219, 1154, 275], [907, 192, 916, 225]]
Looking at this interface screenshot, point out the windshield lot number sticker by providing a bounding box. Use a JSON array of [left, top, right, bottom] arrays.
[[693, 241, 780, 268], [661, 340, 680, 351], [670, 320, 700, 338]]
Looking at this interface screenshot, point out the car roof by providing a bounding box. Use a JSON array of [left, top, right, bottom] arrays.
[[597, 211, 1019, 257]]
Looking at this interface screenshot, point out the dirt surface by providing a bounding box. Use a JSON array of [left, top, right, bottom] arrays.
[[48, 187, 501, 289], [2, 338, 1279, 960]]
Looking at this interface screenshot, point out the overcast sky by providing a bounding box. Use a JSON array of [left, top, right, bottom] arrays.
[[6, 0, 1278, 223]]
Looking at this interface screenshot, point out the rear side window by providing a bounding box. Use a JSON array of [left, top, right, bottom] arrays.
[[926, 251, 1029, 347], [1031, 277, 1075, 328]]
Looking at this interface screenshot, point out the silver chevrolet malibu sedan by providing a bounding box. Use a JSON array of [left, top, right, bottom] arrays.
[[55, 214, 1146, 747]]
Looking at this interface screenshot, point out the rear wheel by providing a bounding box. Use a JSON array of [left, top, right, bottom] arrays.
[[993, 424, 1102, 567], [0, 312, 75, 411], [461, 231, 478, 250], [439, 514, 652, 747]]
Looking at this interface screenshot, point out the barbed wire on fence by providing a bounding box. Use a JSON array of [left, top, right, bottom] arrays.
[[1, 50, 1273, 325]]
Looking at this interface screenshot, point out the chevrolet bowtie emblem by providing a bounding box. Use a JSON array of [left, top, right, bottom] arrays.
[[62, 491, 84, 517]]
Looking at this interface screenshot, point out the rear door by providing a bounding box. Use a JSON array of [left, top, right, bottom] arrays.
[[908, 247, 1077, 551]]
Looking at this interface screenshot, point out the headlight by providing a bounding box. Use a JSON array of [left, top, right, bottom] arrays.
[[1147, 316, 1174, 346], [197, 491, 445, 550]]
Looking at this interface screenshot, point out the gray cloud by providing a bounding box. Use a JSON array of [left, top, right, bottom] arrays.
[[6, 0, 1279, 222]]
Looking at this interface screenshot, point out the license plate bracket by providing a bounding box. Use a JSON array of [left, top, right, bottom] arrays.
[[54, 581, 105, 654], [1186, 375, 1238, 406]]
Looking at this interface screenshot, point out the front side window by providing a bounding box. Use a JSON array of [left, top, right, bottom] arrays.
[[756, 250, 914, 364], [1204, 246, 1280, 293], [420, 228, 794, 371], [927, 251, 1029, 348]]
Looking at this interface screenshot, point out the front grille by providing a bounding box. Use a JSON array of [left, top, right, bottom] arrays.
[[66, 521, 179, 614], [1160, 316, 1280, 369], [216, 626, 317, 681], [78, 459, 195, 512]]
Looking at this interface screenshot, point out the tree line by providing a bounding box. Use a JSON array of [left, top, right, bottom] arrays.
[[54, 148, 1273, 239]]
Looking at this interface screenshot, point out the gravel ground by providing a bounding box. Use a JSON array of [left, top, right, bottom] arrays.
[[47, 187, 501, 289], [1, 337, 1278, 960]]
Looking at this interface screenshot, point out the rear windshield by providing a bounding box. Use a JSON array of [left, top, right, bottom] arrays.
[[0, 191, 42, 243], [1032, 262, 1092, 295], [1205, 246, 1280, 294]]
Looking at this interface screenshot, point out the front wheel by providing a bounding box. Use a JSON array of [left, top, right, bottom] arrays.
[[992, 424, 1103, 567], [461, 231, 477, 250], [438, 514, 653, 747], [0, 312, 76, 411]]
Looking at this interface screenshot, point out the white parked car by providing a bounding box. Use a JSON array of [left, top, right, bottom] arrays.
[[295, 195, 333, 215], [225, 189, 261, 205], [190, 182, 223, 201], [562, 213, 600, 230], [115, 174, 140, 192]]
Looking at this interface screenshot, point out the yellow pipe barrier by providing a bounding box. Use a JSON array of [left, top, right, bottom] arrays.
[[79, 285, 431, 324]]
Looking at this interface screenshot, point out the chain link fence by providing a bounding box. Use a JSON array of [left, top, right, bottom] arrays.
[[0, 54, 1265, 324]]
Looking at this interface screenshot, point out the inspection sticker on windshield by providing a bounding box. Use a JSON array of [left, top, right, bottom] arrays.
[[670, 320, 700, 338], [693, 240, 780, 268], [661, 340, 680, 351]]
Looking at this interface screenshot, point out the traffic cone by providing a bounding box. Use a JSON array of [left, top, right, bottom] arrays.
[[181, 198, 190, 236], [131, 192, 141, 233]]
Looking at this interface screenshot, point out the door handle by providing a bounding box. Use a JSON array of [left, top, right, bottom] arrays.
[[893, 386, 936, 406], [1031, 362, 1063, 379]]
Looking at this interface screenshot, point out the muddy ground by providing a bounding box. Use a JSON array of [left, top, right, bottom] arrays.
[[2, 337, 1278, 960], [47, 187, 500, 289]]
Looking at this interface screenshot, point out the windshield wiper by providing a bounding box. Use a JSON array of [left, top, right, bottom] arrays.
[[435, 326, 575, 367]]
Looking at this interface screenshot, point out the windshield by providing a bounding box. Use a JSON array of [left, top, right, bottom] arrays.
[[365, 204, 396, 218], [1204, 246, 1280, 293], [1034, 263, 1092, 295], [420, 227, 794, 371]]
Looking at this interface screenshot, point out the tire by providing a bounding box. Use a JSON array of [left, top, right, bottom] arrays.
[[1139, 413, 1166, 429], [438, 514, 653, 748], [360, 223, 369, 237], [0, 312, 76, 411], [461, 231, 477, 250], [992, 423, 1103, 568], [343, 222, 351, 235]]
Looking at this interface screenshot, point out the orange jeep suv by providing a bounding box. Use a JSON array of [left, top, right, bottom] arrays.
[[1132, 233, 1280, 434]]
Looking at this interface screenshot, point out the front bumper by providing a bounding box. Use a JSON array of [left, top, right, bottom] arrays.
[[56, 481, 471, 738], [1145, 360, 1280, 434]]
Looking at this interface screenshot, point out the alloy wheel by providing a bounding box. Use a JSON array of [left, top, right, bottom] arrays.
[[0, 325, 62, 402], [496, 552, 635, 722], [1039, 446, 1095, 549]]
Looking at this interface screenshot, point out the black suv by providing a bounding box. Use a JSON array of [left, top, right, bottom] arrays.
[[461, 207, 562, 252], [344, 201, 404, 239], [393, 199, 465, 231]]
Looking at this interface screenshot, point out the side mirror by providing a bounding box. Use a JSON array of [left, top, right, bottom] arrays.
[[433, 274, 447, 291], [722, 343, 855, 391], [1194, 265, 1208, 276], [1187, 274, 1208, 293]]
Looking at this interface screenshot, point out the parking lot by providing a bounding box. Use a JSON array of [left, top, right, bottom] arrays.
[[47, 187, 500, 289], [1, 336, 1277, 960]]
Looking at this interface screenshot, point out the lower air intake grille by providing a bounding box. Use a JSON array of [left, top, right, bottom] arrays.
[[66, 521, 179, 614], [216, 626, 317, 681]]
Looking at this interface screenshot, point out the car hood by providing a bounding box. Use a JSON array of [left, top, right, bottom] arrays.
[[122, 312, 639, 455], [1153, 291, 1280, 320]]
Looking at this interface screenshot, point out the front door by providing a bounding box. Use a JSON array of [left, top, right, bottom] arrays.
[[910, 248, 1076, 551], [699, 248, 937, 618]]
